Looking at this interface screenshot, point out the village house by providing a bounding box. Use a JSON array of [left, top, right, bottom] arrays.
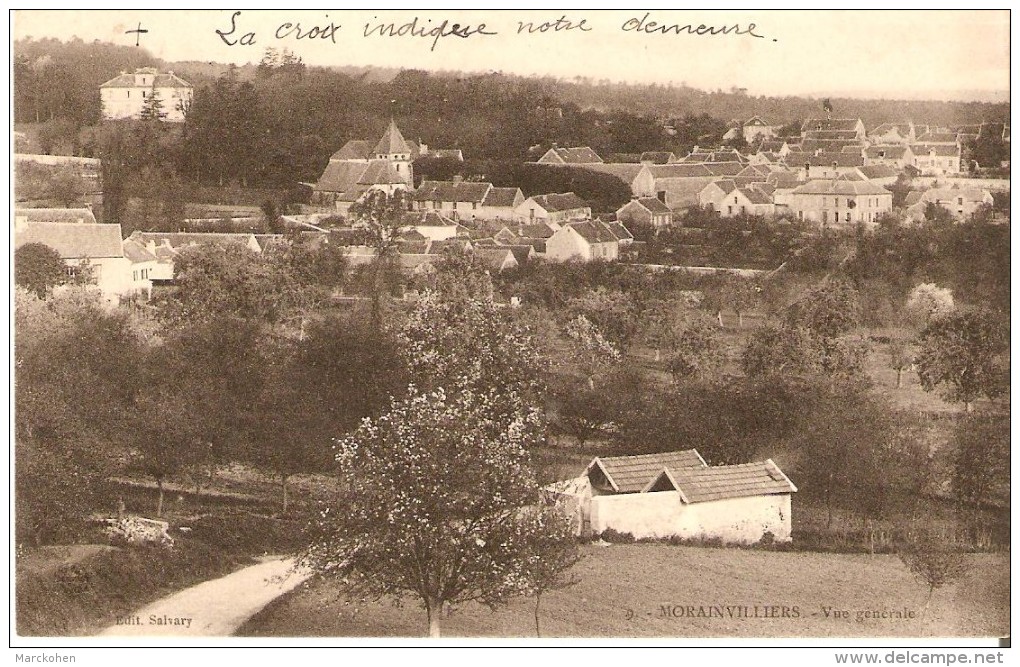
[[869, 122, 915, 144], [639, 162, 749, 210], [905, 186, 994, 222], [742, 115, 778, 143], [535, 145, 604, 165], [574, 162, 650, 197], [801, 118, 867, 143], [864, 145, 915, 170], [545, 450, 796, 543], [15, 218, 139, 304], [615, 197, 672, 229], [910, 144, 962, 176], [412, 179, 525, 221], [546, 220, 621, 263], [785, 152, 866, 180], [856, 165, 900, 187], [311, 120, 416, 214], [129, 231, 264, 254], [514, 192, 592, 226], [99, 67, 194, 122], [640, 151, 677, 165], [717, 185, 776, 218], [401, 210, 468, 242], [787, 178, 893, 227]]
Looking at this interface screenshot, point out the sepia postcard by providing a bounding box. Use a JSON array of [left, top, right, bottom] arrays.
[[9, 7, 1011, 659]]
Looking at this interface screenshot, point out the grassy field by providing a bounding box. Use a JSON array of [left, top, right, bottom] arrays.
[[238, 543, 1009, 639]]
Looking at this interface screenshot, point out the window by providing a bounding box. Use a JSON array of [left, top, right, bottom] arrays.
[[733, 196, 738, 204], [133, 270, 138, 281], [798, 210, 804, 221], [727, 206, 733, 215], [822, 211, 828, 223], [958, 197, 964, 205], [126, 90, 130, 98], [472, 202, 477, 210], [846, 199, 851, 208], [396, 164, 400, 172], [845, 211, 851, 222], [529, 208, 535, 220]]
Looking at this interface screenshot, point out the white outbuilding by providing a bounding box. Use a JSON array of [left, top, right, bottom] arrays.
[[545, 450, 797, 544]]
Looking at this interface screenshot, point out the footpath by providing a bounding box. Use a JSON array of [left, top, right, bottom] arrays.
[[97, 557, 311, 637]]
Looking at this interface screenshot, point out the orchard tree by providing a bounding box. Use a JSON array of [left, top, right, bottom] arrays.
[[15, 243, 66, 297], [905, 283, 955, 327], [564, 314, 621, 389], [914, 310, 1007, 412], [719, 276, 760, 328], [664, 317, 725, 384], [741, 324, 819, 379], [886, 339, 914, 389], [303, 293, 574, 638], [952, 416, 1009, 511], [898, 530, 966, 622], [516, 507, 582, 637], [567, 288, 640, 351], [348, 189, 411, 325]]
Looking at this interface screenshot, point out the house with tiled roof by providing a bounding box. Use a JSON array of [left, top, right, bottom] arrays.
[[640, 151, 676, 165], [910, 143, 962, 175], [546, 220, 621, 263], [869, 123, 915, 145], [14, 207, 97, 225], [535, 146, 604, 165], [742, 116, 777, 143], [905, 186, 994, 222], [615, 197, 672, 229], [856, 165, 900, 186], [312, 120, 416, 213], [575, 162, 651, 197], [864, 144, 915, 170], [544, 449, 796, 542], [14, 216, 141, 303], [100, 67, 193, 122], [514, 192, 591, 226], [800, 118, 866, 142], [787, 178, 893, 226], [412, 179, 524, 222], [784, 151, 866, 180]]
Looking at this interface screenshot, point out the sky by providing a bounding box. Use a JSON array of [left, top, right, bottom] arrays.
[[11, 9, 1012, 102]]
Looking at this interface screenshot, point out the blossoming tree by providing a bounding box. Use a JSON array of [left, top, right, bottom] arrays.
[[302, 291, 578, 637]]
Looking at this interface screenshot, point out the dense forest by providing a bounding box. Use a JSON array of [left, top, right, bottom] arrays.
[[15, 37, 1011, 194]]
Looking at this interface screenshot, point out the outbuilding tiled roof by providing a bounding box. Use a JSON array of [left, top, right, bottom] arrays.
[[563, 220, 615, 244], [14, 207, 97, 225], [481, 187, 522, 208], [911, 144, 961, 157], [668, 460, 797, 503], [632, 197, 672, 214], [589, 450, 707, 493], [790, 178, 891, 196], [16, 221, 124, 259], [530, 192, 589, 212], [414, 180, 492, 203], [543, 146, 603, 164]]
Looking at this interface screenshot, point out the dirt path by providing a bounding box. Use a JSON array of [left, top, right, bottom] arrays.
[[97, 557, 311, 637]]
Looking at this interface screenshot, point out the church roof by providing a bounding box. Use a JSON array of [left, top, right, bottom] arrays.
[[373, 120, 412, 156]]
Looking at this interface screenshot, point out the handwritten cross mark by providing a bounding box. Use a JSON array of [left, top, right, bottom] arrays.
[[126, 22, 149, 47]]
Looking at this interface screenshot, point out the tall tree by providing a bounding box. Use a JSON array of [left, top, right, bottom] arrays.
[[347, 190, 410, 326], [302, 293, 571, 638], [914, 310, 1007, 412], [14, 243, 66, 298]]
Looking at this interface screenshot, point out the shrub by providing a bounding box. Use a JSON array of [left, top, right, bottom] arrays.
[[599, 528, 635, 544]]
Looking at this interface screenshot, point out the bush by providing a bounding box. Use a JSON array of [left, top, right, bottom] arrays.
[[599, 528, 635, 544]]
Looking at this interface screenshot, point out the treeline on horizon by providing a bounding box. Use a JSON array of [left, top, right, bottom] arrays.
[[14, 37, 1011, 190]]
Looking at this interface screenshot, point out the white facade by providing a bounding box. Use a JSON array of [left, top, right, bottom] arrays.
[[590, 491, 793, 543], [100, 68, 194, 123]]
